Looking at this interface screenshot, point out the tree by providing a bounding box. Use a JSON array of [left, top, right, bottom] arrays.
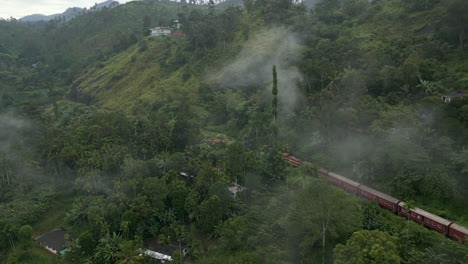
[[401, 200, 416, 253], [315, 0, 344, 24], [243, 0, 254, 13], [343, 0, 368, 18], [452, 148, 468, 174], [340, 67, 367, 105], [78, 231, 97, 256], [290, 178, 362, 264], [404, 0, 439, 11], [334, 230, 401, 264], [142, 15, 151, 36], [224, 141, 247, 183], [198, 192, 231, 234], [115, 240, 143, 264], [219, 215, 253, 251], [93, 232, 124, 264], [209, 0, 215, 15], [272, 65, 278, 121], [443, 0, 468, 50], [18, 225, 32, 250], [168, 179, 190, 219]]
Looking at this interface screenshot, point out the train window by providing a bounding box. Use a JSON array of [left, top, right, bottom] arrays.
[[432, 223, 436, 226], [417, 216, 421, 219], [437, 225, 441, 228]]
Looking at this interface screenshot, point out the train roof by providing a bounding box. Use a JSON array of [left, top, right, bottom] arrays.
[[450, 223, 468, 234], [318, 168, 329, 174], [327, 172, 360, 187], [399, 203, 452, 226], [358, 185, 400, 204], [416, 208, 452, 226]]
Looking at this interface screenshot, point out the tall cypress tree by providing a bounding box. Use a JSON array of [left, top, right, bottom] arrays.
[[272, 65, 278, 121]]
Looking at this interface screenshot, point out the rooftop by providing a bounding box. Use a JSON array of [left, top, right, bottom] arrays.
[[442, 90, 467, 98], [34, 229, 74, 254], [143, 238, 186, 257]]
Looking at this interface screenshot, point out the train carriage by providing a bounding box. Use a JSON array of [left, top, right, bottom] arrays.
[[448, 223, 468, 243], [282, 154, 304, 167], [359, 185, 400, 212], [397, 203, 426, 224], [419, 209, 452, 235], [327, 172, 360, 193]]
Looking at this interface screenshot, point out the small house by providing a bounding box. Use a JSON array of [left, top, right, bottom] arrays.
[[228, 182, 246, 198], [179, 172, 194, 178], [141, 238, 188, 263], [441, 91, 467, 103], [150, 27, 172, 37], [35, 229, 74, 255], [173, 20, 181, 29]]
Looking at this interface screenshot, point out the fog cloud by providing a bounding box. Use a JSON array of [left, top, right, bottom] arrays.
[[0, 112, 31, 152], [210, 27, 303, 115]]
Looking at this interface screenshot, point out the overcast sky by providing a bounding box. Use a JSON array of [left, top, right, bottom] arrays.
[[0, 0, 134, 19]]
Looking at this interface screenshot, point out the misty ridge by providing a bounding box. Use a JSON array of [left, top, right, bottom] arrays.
[[0, 111, 46, 192]]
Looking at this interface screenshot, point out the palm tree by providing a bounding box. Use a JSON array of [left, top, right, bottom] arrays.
[[324, 71, 341, 93], [115, 241, 143, 264], [93, 232, 123, 264], [402, 201, 415, 253]]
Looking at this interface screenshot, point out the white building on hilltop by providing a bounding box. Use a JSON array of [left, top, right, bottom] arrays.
[[150, 27, 172, 37]]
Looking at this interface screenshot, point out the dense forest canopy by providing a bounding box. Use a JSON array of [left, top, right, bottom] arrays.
[[1, 0, 468, 263]]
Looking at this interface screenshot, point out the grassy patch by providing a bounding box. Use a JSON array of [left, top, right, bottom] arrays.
[[25, 246, 62, 264], [32, 192, 74, 237]]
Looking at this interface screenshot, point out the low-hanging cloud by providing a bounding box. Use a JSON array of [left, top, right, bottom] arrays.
[[210, 27, 304, 114], [0, 112, 31, 152]]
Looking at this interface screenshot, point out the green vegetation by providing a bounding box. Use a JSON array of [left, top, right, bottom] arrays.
[[1, 0, 468, 263]]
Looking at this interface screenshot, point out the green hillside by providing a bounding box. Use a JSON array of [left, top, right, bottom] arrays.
[[71, 37, 197, 112], [1, 0, 468, 263]]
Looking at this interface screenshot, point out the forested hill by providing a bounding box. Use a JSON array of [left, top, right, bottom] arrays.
[[1, 0, 468, 263]]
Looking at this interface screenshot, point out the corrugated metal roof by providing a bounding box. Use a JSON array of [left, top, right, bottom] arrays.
[[328, 172, 360, 187], [34, 229, 74, 253], [358, 185, 400, 204], [142, 249, 172, 261]]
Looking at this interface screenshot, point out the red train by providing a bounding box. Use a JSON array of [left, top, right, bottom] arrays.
[[283, 154, 468, 243]]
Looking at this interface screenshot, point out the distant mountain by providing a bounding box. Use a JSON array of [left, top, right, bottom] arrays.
[[93, 0, 120, 10], [20, 7, 84, 22], [20, 14, 57, 22], [20, 0, 120, 22]]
